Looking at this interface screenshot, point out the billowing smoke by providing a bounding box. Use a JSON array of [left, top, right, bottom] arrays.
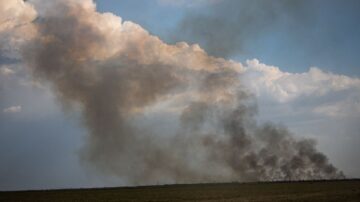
[[171, 0, 311, 57], [15, 0, 344, 184]]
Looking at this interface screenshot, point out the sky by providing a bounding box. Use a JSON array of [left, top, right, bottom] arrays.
[[0, 0, 359, 190], [96, 0, 360, 75]]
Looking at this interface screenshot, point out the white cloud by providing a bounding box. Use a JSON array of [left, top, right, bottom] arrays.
[[242, 59, 360, 119], [313, 96, 360, 118], [0, 0, 37, 58], [0, 66, 15, 76], [3, 105, 22, 113], [243, 59, 360, 103]]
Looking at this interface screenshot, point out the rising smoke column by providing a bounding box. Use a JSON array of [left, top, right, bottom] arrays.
[[15, 0, 344, 184]]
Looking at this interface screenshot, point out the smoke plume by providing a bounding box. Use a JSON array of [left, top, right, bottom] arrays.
[[171, 0, 312, 58], [16, 0, 344, 184]]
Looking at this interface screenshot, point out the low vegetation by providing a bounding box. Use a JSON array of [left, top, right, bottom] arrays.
[[1, 179, 359, 202]]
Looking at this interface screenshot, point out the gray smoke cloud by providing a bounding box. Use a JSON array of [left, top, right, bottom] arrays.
[[171, 0, 312, 57], [18, 0, 344, 185]]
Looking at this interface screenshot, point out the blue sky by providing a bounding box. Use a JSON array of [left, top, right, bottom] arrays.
[[96, 0, 360, 76], [0, 0, 360, 190]]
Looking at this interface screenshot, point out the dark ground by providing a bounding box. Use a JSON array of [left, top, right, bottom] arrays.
[[1, 179, 359, 202]]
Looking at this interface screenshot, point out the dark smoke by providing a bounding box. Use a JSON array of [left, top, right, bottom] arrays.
[[22, 0, 343, 185], [171, 0, 313, 58]]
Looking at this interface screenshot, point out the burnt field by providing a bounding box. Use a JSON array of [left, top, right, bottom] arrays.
[[1, 179, 359, 202]]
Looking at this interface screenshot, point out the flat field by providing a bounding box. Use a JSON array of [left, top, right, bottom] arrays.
[[1, 180, 359, 202]]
